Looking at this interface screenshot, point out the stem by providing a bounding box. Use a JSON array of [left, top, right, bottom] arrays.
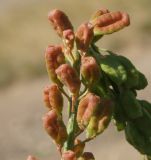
[[89, 45, 102, 64], [57, 145, 62, 156], [78, 89, 89, 101], [82, 137, 94, 143], [74, 137, 94, 148], [75, 130, 84, 138], [79, 85, 87, 97], [68, 100, 72, 118], [63, 98, 79, 151], [59, 87, 70, 101]]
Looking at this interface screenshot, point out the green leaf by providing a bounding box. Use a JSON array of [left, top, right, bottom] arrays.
[[132, 100, 151, 137], [120, 91, 143, 119], [116, 55, 139, 88], [125, 121, 150, 155], [100, 54, 127, 85], [133, 71, 148, 90]]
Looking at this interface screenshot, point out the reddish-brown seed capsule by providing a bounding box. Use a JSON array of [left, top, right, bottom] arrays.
[[81, 56, 100, 85], [48, 84, 63, 115], [62, 150, 77, 160], [73, 139, 85, 157], [43, 110, 67, 145], [43, 110, 58, 140], [48, 9, 73, 37], [77, 93, 101, 129], [79, 152, 95, 160], [91, 11, 130, 35], [97, 99, 113, 133], [75, 22, 93, 51], [45, 45, 65, 84], [63, 29, 75, 50], [86, 99, 113, 138], [43, 85, 53, 109], [91, 8, 110, 20], [56, 64, 80, 94], [26, 156, 38, 160]]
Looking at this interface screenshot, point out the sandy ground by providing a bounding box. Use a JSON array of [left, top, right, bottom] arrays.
[[0, 45, 151, 160]]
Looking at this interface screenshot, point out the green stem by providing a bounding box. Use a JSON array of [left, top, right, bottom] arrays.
[[89, 45, 102, 64], [68, 100, 72, 118], [59, 87, 70, 101], [78, 89, 89, 101], [64, 100, 79, 151]]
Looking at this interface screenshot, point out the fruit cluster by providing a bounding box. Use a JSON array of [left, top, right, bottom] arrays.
[[27, 8, 151, 160]]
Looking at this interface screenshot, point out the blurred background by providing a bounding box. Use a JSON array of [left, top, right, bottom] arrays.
[[0, 0, 151, 160]]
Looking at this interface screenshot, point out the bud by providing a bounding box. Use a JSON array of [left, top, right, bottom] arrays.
[[56, 64, 80, 94], [43, 85, 52, 109], [48, 9, 73, 37], [62, 150, 77, 160], [26, 156, 38, 160], [63, 29, 75, 50], [78, 152, 95, 160], [77, 93, 101, 129], [81, 56, 100, 85], [75, 22, 93, 51], [45, 45, 65, 85], [91, 11, 130, 35], [43, 110, 67, 145], [73, 139, 85, 157], [90, 8, 110, 20]]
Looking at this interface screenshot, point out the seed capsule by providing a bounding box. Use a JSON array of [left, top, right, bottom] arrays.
[[56, 64, 80, 94], [86, 99, 113, 138], [78, 152, 95, 160], [97, 100, 112, 133], [91, 8, 110, 20], [43, 110, 67, 145], [43, 85, 53, 109], [45, 45, 65, 85], [75, 22, 93, 51], [81, 56, 100, 85], [26, 156, 38, 160], [63, 29, 75, 50], [77, 93, 101, 129], [74, 139, 85, 157], [62, 150, 77, 160], [48, 84, 63, 115], [91, 11, 130, 35], [48, 9, 73, 37], [62, 29, 75, 63]]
